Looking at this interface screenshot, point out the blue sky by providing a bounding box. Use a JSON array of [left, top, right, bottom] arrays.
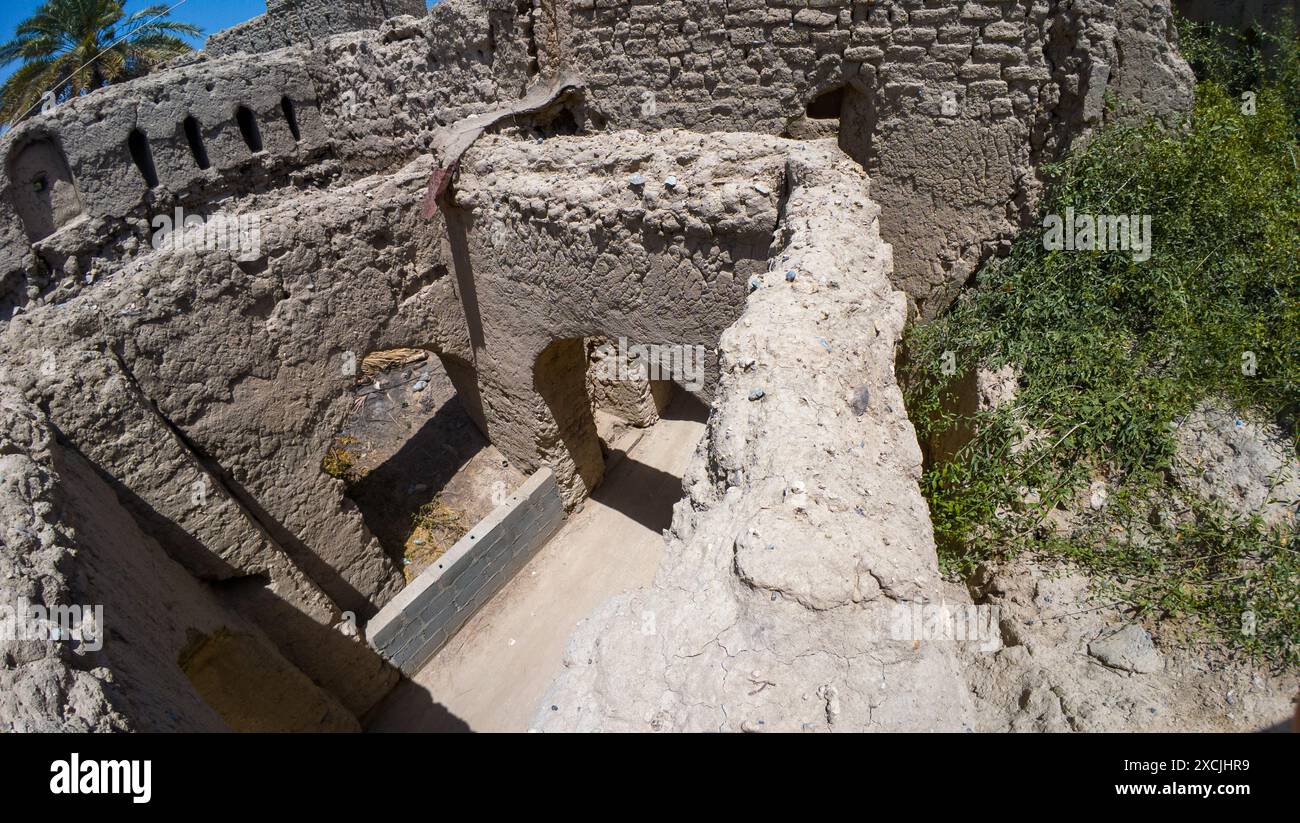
[[0, 0, 265, 85]]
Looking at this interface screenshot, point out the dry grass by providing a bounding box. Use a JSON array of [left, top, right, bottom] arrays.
[[403, 496, 468, 581], [321, 435, 363, 483], [361, 348, 428, 377]]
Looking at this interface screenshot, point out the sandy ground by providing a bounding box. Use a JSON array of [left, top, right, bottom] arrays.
[[365, 393, 708, 732]]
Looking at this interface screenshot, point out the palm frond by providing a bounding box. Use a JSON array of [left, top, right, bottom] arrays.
[[0, 0, 197, 127], [0, 58, 61, 124]]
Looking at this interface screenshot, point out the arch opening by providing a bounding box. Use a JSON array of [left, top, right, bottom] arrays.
[[806, 86, 845, 119], [534, 335, 709, 531], [7, 137, 84, 241], [280, 96, 301, 142]]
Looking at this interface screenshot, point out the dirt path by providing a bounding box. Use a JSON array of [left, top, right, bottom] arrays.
[[365, 394, 708, 732]]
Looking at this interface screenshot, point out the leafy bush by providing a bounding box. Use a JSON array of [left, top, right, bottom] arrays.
[[903, 26, 1299, 667]]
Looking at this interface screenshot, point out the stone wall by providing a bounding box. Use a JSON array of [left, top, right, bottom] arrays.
[[0, 48, 325, 285], [1, 1, 1195, 320], [0, 0, 1205, 731], [0, 0, 535, 313], [0, 129, 785, 728], [557, 0, 1193, 315], [537, 139, 975, 731], [367, 468, 564, 674], [450, 130, 780, 502], [206, 0, 430, 57], [0, 388, 371, 732]]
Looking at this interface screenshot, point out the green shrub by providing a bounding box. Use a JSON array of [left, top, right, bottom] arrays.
[[903, 27, 1299, 667]]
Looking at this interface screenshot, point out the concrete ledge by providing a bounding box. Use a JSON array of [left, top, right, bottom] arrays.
[[366, 468, 565, 674]]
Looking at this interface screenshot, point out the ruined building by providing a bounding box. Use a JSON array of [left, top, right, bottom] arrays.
[[1, 0, 1283, 732]]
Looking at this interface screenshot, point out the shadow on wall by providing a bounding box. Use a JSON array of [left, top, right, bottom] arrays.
[[535, 337, 607, 499], [71, 447, 395, 724], [346, 394, 485, 567], [591, 390, 710, 534], [444, 207, 486, 351], [178, 627, 360, 732], [785, 82, 878, 171], [324, 348, 497, 579]]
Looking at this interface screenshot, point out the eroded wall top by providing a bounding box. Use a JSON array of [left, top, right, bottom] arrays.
[[206, 0, 430, 57]]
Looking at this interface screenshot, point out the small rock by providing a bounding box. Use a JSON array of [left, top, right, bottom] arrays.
[[628, 173, 646, 187], [785, 480, 808, 509], [1089, 482, 1107, 510], [412, 379, 429, 392], [748, 388, 765, 401], [785, 270, 797, 282], [664, 175, 678, 189], [752, 182, 771, 195], [849, 386, 870, 416], [1088, 624, 1162, 674]]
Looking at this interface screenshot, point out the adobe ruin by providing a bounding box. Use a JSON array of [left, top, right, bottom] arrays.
[[1, 0, 1290, 732]]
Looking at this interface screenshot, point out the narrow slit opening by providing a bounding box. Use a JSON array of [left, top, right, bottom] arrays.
[[280, 96, 301, 142], [127, 129, 159, 188], [183, 115, 210, 169], [235, 106, 263, 153]]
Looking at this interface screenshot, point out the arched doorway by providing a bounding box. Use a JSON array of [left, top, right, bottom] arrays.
[[7, 137, 84, 241]]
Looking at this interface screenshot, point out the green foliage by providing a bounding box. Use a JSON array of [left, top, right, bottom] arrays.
[[903, 28, 1300, 668], [0, 0, 200, 127], [1176, 15, 1300, 118], [322, 436, 361, 483]]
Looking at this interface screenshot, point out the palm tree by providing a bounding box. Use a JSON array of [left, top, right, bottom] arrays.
[[0, 0, 201, 127]]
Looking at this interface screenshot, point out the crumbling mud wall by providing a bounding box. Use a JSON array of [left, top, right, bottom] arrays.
[[0, 1, 1195, 317], [0, 47, 326, 302], [0, 0, 537, 315], [536, 141, 975, 731], [0, 155, 462, 728], [305, 0, 539, 172], [0, 388, 364, 731], [206, 0, 430, 58], [555, 0, 1194, 315], [0, 124, 788, 728], [444, 0, 1194, 317], [1, 158, 461, 611], [449, 130, 781, 502], [0, 0, 1205, 732]]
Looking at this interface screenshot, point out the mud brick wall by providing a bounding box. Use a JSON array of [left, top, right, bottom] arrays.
[[563, 0, 1192, 315], [206, 0, 429, 57]]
